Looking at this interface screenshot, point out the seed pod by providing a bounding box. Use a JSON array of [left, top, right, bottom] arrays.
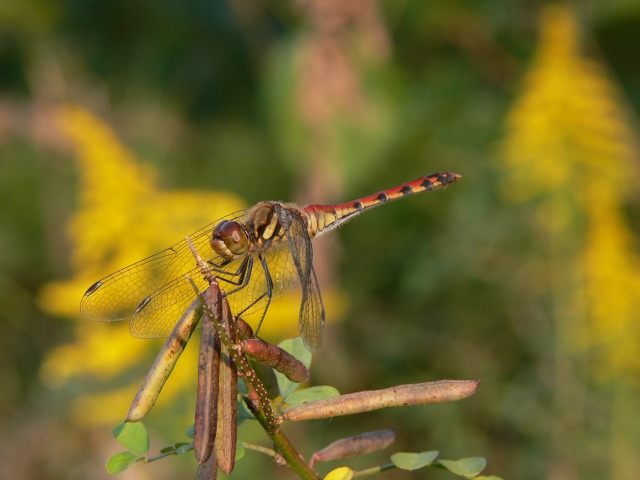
[[235, 316, 255, 340], [214, 297, 238, 474], [126, 300, 202, 422], [195, 449, 218, 480], [309, 429, 396, 469], [248, 359, 280, 399], [194, 315, 220, 464], [241, 338, 310, 384], [283, 380, 480, 422]]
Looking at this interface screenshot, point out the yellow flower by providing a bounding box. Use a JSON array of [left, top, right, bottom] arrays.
[[38, 106, 246, 424], [501, 5, 640, 378]]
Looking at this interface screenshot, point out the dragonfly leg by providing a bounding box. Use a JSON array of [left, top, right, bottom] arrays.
[[218, 256, 254, 295], [234, 253, 273, 335], [253, 254, 273, 335], [206, 256, 249, 286], [207, 253, 274, 333]]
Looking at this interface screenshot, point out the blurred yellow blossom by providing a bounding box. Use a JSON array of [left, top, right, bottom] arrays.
[[40, 105, 342, 425], [37, 105, 246, 424], [503, 7, 633, 204], [502, 5, 640, 378]]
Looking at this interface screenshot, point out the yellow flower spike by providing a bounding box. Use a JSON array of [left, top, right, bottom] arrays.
[[502, 5, 635, 203], [40, 322, 146, 386], [72, 384, 143, 426], [41, 104, 246, 316], [501, 5, 640, 379], [39, 105, 246, 424]]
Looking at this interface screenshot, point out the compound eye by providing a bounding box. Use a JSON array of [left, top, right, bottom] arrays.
[[213, 220, 248, 255]]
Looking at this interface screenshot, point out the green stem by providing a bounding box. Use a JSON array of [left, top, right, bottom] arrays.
[[241, 442, 284, 464], [246, 400, 318, 479], [352, 463, 396, 478], [145, 444, 194, 463]]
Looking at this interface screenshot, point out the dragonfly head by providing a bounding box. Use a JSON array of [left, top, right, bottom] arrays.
[[211, 220, 249, 259]]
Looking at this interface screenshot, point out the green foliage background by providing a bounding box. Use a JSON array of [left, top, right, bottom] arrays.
[[1, 1, 640, 479]]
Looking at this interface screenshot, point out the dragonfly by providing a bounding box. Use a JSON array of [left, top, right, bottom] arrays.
[[81, 172, 460, 348]]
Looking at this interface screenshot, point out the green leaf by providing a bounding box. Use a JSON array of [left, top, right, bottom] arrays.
[[438, 457, 487, 477], [276, 373, 297, 399], [275, 337, 312, 398], [174, 442, 192, 454], [113, 422, 149, 455], [236, 442, 246, 461], [159, 442, 193, 455], [237, 397, 254, 422], [391, 451, 439, 470], [106, 451, 142, 475], [284, 386, 340, 408], [185, 424, 195, 439], [476, 476, 504, 480]]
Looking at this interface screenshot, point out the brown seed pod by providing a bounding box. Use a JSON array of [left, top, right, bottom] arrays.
[[241, 338, 310, 384], [126, 300, 202, 422], [195, 449, 218, 480], [234, 316, 255, 340], [214, 296, 238, 474], [193, 315, 220, 464], [310, 429, 396, 469], [283, 380, 480, 422]]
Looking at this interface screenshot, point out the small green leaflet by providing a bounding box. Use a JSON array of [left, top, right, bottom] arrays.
[[236, 442, 246, 461], [113, 422, 149, 455], [391, 451, 439, 470], [438, 457, 487, 477], [106, 451, 141, 475], [284, 386, 340, 409]]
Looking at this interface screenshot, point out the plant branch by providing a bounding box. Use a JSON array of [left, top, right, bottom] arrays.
[[352, 463, 396, 478], [185, 237, 319, 480], [242, 442, 286, 465]]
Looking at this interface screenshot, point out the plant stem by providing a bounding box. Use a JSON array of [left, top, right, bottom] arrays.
[[241, 442, 285, 465], [145, 444, 193, 463], [352, 463, 395, 478], [245, 398, 318, 479]]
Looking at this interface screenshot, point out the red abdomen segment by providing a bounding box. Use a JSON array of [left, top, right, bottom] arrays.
[[303, 172, 461, 237]]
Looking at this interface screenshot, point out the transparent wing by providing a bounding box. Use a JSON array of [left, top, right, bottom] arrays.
[[223, 242, 301, 320], [80, 210, 248, 338], [80, 207, 307, 339], [275, 204, 325, 349]]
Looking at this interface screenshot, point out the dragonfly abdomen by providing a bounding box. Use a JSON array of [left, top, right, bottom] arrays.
[[303, 172, 460, 237]]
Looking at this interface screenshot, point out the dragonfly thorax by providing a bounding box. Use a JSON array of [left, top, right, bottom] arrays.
[[211, 220, 249, 260]]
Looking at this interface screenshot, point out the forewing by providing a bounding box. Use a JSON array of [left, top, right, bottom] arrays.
[[275, 205, 325, 349], [80, 209, 248, 338]]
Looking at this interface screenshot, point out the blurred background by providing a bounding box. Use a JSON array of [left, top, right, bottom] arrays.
[[1, 1, 640, 479]]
